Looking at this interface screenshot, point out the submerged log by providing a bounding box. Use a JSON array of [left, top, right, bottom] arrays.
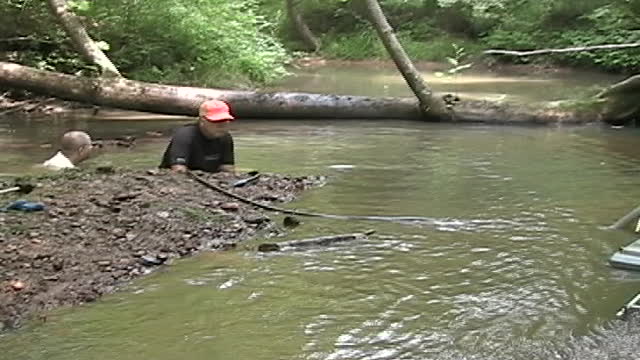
[[609, 203, 640, 230], [258, 230, 375, 252], [0, 61, 631, 124]]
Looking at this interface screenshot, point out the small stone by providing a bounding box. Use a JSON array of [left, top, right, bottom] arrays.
[[97, 260, 111, 267], [95, 166, 116, 174], [140, 255, 163, 266], [156, 211, 170, 219], [10, 280, 25, 291], [220, 202, 240, 211], [243, 215, 270, 225], [258, 243, 280, 252], [52, 261, 64, 271], [112, 192, 140, 202], [283, 216, 301, 228], [112, 228, 125, 237]]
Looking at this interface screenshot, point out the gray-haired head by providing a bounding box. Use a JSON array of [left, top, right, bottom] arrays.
[[60, 131, 93, 163]]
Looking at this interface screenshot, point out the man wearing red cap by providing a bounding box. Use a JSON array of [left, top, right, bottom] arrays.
[[160, 100, 235, 173]]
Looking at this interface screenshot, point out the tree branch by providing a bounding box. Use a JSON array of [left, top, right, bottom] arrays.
[[484, 43, 640, 57], [46, 0, 121, 77]]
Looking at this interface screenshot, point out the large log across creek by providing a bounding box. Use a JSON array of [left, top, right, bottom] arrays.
[[0, 61, 636, 125]]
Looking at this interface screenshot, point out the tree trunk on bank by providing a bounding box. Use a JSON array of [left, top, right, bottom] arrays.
[[2, 61, 625, 124], [596, 75, 640, 124], [286, 0, 320, 52], [363, 0, 447, 118], [46, 0, 121, 77]]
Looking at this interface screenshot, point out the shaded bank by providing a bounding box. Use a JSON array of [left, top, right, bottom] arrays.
[[0, 168, 323, 330]]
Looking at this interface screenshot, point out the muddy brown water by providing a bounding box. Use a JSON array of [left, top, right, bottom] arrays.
[[1, 65, 640, 359]]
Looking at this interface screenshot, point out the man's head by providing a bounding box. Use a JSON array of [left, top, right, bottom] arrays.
[[60, 131, 93, 164], [198, 100, 234, 138]]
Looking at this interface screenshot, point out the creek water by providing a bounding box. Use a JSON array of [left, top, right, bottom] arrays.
[[1, 64, 640, 359]]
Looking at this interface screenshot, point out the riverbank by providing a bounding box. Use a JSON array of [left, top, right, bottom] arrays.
[[0, 168, 323, 331]]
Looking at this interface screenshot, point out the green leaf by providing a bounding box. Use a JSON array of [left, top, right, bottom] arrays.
[[68, 0, 90, 12], [95, 41, 110, 51]]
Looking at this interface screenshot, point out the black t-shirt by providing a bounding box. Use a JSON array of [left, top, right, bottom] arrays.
[[160, 124, 234, 172]]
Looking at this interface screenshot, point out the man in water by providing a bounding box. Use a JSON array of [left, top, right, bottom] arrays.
[[160, 99, 235, 173], [42, 131, 94, 170]]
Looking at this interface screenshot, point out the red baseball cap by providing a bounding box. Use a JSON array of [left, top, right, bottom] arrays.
[[199, 100, 234, 122]]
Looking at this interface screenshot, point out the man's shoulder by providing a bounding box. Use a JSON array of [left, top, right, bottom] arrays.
[[173, 124, 198, 137], [42, 152, 75, 170]]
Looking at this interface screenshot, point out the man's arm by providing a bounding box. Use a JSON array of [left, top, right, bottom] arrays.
[[219, 134, 235, 174], [165, 128, 192, 173], [219, 164, 235, 173], [171, 164, 189, 173]]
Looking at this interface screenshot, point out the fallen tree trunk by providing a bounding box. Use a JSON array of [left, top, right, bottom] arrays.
[[0, 61, 631, 124], [596, 75, 640, 124], [485, 43, 640, 57], [258, 230, 375, 252], [0, 62, 421, 119]]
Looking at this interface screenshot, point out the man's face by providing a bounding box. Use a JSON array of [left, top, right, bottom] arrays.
[[75, 143, 94, 163], [198, 117, 229, 138]]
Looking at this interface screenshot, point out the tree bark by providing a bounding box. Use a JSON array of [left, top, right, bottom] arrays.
[[0, 61, 421, 119], [596, 75, 640, 124], [46, 0, 121, 77], [363, 0, 447, 118], [484, 43, 640, 57], [286, 0, 320, 52], [258, 231, 375, 252], [0, 61, 628, 125]]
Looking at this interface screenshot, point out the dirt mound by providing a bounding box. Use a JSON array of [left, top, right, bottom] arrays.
[[0, 168, 322, 330]]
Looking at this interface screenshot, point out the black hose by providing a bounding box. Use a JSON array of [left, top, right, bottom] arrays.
[[188, 171, 437, 224]]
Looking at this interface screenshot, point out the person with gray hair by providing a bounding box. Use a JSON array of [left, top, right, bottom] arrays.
[[42, 131, 94, 170]]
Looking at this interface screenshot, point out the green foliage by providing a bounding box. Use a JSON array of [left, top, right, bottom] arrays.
[[481, 2, 640, 71], [0, 0, 290, 87], [84, 0, 289, 86], [435, 44, 473, 77], [321, 26, 482, 63], [322, 29, 387, 59], [256, 0, 639, 72], [2, 0, 639, 85], [484, 29, 541, 51]]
